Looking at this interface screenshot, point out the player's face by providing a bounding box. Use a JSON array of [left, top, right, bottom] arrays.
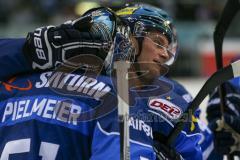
[[136, 31, 170, 83]]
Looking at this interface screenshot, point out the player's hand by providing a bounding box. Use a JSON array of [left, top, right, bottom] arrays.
[[208, 115, 240, 154], [207, 82, 240, 154], [23, 8, 114, 70], [153, 140, 183, 160]]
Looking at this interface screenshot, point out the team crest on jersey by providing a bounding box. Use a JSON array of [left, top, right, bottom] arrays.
[[148, 98, 182, 119]]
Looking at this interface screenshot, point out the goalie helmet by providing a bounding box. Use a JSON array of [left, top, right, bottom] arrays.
[[81, 5, 178, 75]]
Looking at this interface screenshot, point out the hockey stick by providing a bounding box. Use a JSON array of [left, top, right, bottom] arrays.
[[114, 61, 131, 160], [214, 0, 240, 71], [214, 0, 240, 129], [166, 59, 240, 146], [213, 0, 240, 158]]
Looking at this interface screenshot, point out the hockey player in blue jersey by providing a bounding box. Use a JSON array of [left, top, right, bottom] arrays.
[[0, 4, 204, 159], [206, 79, 240, 159]]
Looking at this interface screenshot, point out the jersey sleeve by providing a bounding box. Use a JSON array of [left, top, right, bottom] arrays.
[[151, 77, 203, 159], [170, 78, 216, 159], [151, 110, 203, 160], [0, 38, 32, 80]]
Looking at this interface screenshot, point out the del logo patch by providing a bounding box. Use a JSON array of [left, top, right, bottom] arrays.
[[148, 98, 182, 119]]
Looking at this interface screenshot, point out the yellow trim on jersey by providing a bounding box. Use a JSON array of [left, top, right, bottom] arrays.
[[191, 115, 198, 131]]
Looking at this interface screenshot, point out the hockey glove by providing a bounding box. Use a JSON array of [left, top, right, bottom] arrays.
[[208, 115, 240, 154], [153, 140, 183, 160], [153, 132, 183, 160], [207, 82, 240, 154], [23, 9, 114, 70]]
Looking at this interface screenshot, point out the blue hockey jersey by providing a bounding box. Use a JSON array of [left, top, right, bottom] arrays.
[[0, 39, 203, 159]]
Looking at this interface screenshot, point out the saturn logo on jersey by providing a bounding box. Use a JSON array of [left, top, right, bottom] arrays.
[[148, 98, 182, 119], [2, 77, 32, 92]]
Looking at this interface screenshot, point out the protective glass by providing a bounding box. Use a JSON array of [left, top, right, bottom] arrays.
[[136, 31, 177, 66]]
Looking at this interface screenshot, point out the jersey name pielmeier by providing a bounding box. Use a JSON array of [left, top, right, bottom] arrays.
[[35, 71, 111, 100], [1, 97, 82, 125], [148, 98, 182, 119]]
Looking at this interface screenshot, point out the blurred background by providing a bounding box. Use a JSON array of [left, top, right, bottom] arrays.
[[0, 0, 240, 121]]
